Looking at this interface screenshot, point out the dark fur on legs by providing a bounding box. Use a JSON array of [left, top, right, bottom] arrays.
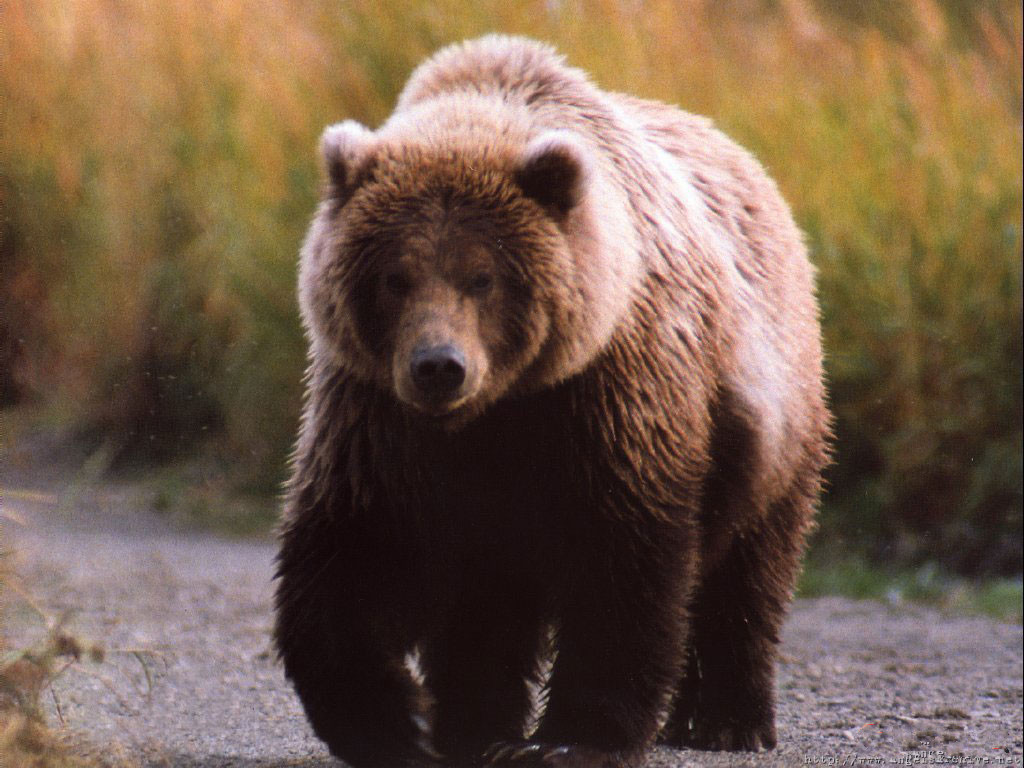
[[661, 484, 820, 750], [422, 578, 547, 761]]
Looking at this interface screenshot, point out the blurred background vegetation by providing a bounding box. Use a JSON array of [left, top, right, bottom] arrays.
[[1, 0, 1021, 580]]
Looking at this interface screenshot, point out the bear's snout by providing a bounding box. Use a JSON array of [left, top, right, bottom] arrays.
[[410, 343, 467, 401]]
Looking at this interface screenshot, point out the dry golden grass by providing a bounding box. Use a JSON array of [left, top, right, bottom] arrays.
[[0, 544, 98, 767], [1, 512, 146, 767], [1, 0, 1020, 570]]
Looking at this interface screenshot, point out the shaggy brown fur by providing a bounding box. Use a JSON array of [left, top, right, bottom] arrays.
[[274, 35, 830, 768]]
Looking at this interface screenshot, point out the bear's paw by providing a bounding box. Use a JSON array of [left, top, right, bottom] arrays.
[[479, 740, 633, 768], [665, 718, 777, 752]]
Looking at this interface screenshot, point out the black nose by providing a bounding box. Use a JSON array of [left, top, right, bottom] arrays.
[[410, 344, 466, 399]]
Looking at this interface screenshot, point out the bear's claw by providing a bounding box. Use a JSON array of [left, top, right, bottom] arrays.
[[665, 720, 777, 752], [479, 740, 625, 767]]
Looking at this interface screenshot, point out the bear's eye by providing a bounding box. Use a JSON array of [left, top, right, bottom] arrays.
[[467, 272, 493, 297], [384, 271, 412, 297]]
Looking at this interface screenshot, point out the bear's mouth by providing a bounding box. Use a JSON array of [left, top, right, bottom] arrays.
[[393, 383, 480, 428], [412, 393, 472, 418], [402, 394, 483, 431]]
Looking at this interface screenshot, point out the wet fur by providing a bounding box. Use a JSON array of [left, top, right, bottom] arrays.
[[275, 35, 830, 768]]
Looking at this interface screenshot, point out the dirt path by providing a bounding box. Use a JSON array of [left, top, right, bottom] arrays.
[[2, 480, 1021, 767]]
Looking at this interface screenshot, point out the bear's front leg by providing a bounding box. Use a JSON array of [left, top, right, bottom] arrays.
[[422, 579, 548, 763], [275, 510, 437, 768], [480, 521, 695, 768], [280, 628, 436, 767], [660, 486, 817, 752]]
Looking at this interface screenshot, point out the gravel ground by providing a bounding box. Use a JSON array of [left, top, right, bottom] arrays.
[[2, 478, 1021, 768]]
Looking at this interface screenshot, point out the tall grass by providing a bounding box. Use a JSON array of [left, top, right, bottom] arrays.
[[1, 0, 1020, 572]]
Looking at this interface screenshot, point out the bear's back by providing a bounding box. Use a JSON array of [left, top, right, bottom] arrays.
[[396, 35, 594, 113], [612, 93, 827, 505]]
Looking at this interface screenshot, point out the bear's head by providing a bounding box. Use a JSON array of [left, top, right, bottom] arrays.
[[299, 110, 639, 429]]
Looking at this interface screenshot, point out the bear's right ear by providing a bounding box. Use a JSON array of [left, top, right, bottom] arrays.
[[320, 121, 376, 205], [515, 131, 591, 222]]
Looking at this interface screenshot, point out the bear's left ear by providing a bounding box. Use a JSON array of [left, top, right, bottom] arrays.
[[515, 131, 591, 221]]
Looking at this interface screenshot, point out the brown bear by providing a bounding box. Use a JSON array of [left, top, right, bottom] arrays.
[[274, 35, 830, 768]]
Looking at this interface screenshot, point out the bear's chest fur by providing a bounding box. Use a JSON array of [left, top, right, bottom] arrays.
[[385, 385, 589, 574]]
